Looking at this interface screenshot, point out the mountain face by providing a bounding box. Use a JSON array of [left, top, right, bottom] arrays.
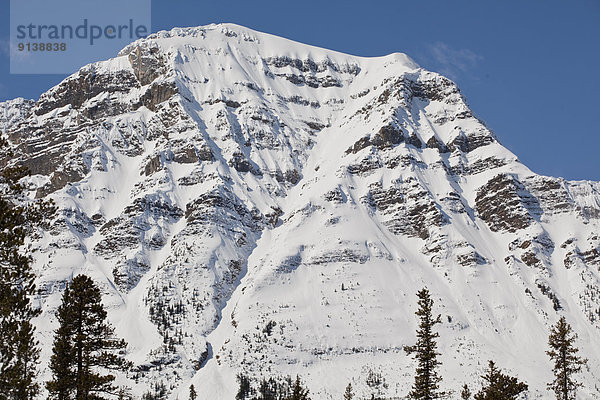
[[2, 23, 600, 399]]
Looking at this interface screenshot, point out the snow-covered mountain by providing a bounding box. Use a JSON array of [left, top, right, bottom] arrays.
[[2, 23, 600, 399]]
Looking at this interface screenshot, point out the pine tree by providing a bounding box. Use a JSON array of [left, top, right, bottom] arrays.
[[257, 377, 277, 400], [47, 314, 76, 400], [117, 388, 131, 400], [236, 373, 252, 400], [473, 360, 527, 400], [141, 381, 167, 400], [0, 138, 55, 399], [343, 382, 354, 400], [404, 287, 444, 400], [189, 384, 197, 400], [288, 375, 310, 400], [546, 316, 588, 400], [46, 274, 132, 399], [278, 375, 294, 400], [460, 384, 471, 399]]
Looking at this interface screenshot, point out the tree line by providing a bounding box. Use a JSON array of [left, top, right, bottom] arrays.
[[0, 138, 55, 399], [0, 138, 590, 399], [0, 140, 130, 399], [3, 271, 132, 400], [231, 288, 588, 400], [396, 287, 586, 400]]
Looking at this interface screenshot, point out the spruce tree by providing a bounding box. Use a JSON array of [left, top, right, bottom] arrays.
[[257, 377, 277, 400], [343, 382, 354, 400], [546, 316, 587, 400], [117, 388, 131, 400], [460, 384, 471, 399], [404, 287, 444, 400], [288, 375, 310, 400], [46, 274, 131, 399], [279, 375, 294, 400], [235, 373, 252, 400], [0, 138, 55, 399], [141, 381, 167, 400], [473, 360, 527, 400], [189, 384, 197, 400], [47, 316, 76, 400]]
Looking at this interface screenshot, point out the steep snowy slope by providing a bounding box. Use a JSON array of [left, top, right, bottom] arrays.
[[2, 23, 600, 399]]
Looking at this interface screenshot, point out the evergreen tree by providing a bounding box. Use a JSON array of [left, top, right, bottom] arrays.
[[257, 377, 277, 400], [343, 383, 354, 400], [278, 375, 294, 400], [189, 384, 197, 400], [404, 287, 444, 400], [141, 382, 167, 400], [47, 316, 76, 400], [0, 138, 55, 399], [473, 361, 527, 400], [287, 376, 309, 400], [236, 373, 252, 400], [46, 274, 132, 399], [460, 384, 471, 399], [546, 316, 588, 400]]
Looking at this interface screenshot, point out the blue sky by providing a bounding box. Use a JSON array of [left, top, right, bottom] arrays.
[[1, 0, 599, 181]]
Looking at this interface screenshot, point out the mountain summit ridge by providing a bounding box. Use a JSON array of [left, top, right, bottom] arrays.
[[1, 23, 600, 399]]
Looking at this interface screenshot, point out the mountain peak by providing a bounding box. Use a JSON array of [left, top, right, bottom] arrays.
[[1, 24, 599, 399], [121, 22, 419, 69]]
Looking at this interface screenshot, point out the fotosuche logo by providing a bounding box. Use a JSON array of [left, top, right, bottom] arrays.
[[10, 0, 151, 74]]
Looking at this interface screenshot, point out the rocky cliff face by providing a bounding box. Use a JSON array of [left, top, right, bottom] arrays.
[[2, 23, 600, 399]]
